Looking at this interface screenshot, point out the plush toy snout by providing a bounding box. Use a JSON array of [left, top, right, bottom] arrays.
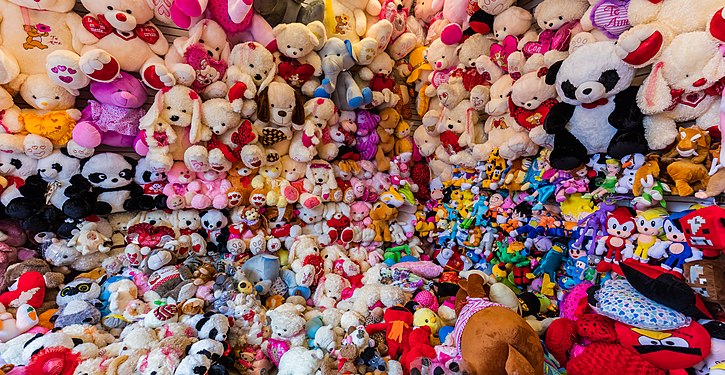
[[105, 10, 138, 32]]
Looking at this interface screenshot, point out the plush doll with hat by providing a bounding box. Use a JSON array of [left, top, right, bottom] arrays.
[[164, 19, 231, 99], [273, 21, 327, 97], [543, 41, 648, 170], [48, 0, 174, 91], [170, 0, 277, 51], [71, 73, 147, 150], [637, 31, 725, 150], [0, 0, 83, 97]]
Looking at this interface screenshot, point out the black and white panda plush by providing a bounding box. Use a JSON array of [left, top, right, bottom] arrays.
[[200, 209, 229, 253], [544, 41, 649, 170], [79, 153, 156, 214], [134, 157, 169, 209], [186, 312, 230, 341], [3, 149, 90, 231], [0, 151, 37, 213]]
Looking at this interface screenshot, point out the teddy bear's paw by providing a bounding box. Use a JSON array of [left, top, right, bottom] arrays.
[[569, 32, 597, 53], [644, 120, 677, 150], [616, 26, 663, 67], [227, 192, 242, 207], [79, 49, 120, 83], [142, 64, 176, 90]]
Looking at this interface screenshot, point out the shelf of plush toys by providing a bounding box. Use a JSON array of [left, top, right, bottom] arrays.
[[1, 0, 725, 374]]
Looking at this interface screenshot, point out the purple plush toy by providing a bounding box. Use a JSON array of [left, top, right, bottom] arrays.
[[356, 110, 381, 161], [72, 72, 148, 148]]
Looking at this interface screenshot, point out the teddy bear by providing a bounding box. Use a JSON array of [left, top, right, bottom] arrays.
[[226, 161, 258, 208], [303, 160, 340, 203], [520, 0, 589, 71], [170, 0, 277, 51], [358, 52, 401, 109], [543, 41, 648, 170], [431, 100, 481, 168], [265, 304, 307, 359], [297, 200, 329, 241], [277, 347, 325, 375], [637, 31, 725, 150], [508, 68, 558, 147], [615, 0, 725, 68], [202, 97, 264, 168], [162, 162, 196, 210], [288, 235, 324, 287], [313, 273, 351, 309], [369, 201, 398, 243], [289, 97, 339, 163], [0, 0, 83, 98], [135, 85, 207, 171], [47, 0, 175, 91], [374, 108, 402, 172], [251, 159, 300, 209], [71, 72, 147, 150], [273, 21, 327, 97], [228, 41, 277, 94], [187, 149, 233, 209], [492, 6, 538, 50], [453, 34, 498, 93], [3, 75, 82, 150], [323, 0, 381, 42], [423, 39, 460, 99], [164, 19, 230, 99]]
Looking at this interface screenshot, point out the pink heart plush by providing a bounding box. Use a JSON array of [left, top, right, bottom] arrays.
[[489, 35, 519, 71]]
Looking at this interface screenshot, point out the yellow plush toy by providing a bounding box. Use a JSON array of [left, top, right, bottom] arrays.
[[413, 307, 442, 344]]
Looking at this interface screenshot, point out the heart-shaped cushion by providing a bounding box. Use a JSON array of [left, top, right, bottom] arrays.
[[0, 272, 45, 309], [22, 111, 75, 146], [126, 223, 176, 248]]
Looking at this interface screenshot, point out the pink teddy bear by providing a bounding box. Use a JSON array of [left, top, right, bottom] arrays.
[[170, 0, 277, 52], [163, 162, 197, 210], [187, 152, 233, 209], [350, 178, 378, 203], [350, 201, 372, 229]]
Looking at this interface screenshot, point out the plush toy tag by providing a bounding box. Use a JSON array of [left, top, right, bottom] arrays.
[[83, 15, 114, 39], [591, 0, 631, 39]]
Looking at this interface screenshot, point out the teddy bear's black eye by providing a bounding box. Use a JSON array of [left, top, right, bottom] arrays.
[[503, 27, 507, 32], [599, 69, 620, 92], [89, 173, 107, 183], [120, 169, 132, 179], [125, 9, 132, 14], [216, 221, 222, 227], [559, 16, 563, 20], [264, 71, 268, 75], [287, 45, 291, 48], [182, 110, 187, 113], [32, 95, 37, 99], [107, 6, 113, 10], [533, 97, 538, 100], [215, 47, 219, 51], [54, 96, 59, 100], [167, 106, 171, 110], [249, 64, 254, 68]]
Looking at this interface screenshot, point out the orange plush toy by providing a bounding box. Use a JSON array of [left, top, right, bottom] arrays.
[[454, 274, 544, 375]]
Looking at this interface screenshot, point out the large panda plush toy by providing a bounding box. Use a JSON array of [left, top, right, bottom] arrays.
[[79, 153, 157, 214], [544, 41, 649, 170]]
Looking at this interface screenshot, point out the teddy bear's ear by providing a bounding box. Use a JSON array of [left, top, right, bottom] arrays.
[[272, 24, 288, 35], [123, 156, 138, 167], [545, 60, 563, 85]]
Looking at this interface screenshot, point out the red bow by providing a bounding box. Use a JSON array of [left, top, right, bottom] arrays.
[[581, 98, 609, 109], [82, 14, 160, 44]]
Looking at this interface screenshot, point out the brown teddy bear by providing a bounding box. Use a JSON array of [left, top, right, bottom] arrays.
[[375, 108, 401, 172], [455, 273, 544, 375], [696, 145, 725, 199], [661, 127, 711, 196], [337, 344, 359, 374], [369, 201, 398, 242]]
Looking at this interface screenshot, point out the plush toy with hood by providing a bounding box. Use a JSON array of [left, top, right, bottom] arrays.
[[0, 0, 82, 97], [165, 19, 230, 99], [637, 31, 725, 150], [615, 0, 725, 68], [314, 37, 376, 111], [47, 0, 174, 91], [135, 85, 207, 171], [544, 41, 648, 170], [173, 0, 277, 50], [253, 0, 325, 27], [273, 21, 326, 97], [71, 73, 147, 150]]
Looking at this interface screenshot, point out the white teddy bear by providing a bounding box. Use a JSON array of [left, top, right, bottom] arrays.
[[277, 347, 325, 375]]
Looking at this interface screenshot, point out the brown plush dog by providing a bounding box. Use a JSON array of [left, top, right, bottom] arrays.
[[369, 201, 398, 242], [376, 108, 401, 172], [456, 274, 544, 375]]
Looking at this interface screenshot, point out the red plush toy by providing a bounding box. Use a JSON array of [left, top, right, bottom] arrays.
[[0, 271, 46, 309], [399, 326, 436, 372], [681, 206, 725, 258], [366, 305, 413, 360]]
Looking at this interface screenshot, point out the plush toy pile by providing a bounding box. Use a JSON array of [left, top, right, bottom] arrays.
[[0, 0, 724, 374]]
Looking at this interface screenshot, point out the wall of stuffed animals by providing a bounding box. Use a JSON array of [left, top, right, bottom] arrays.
[[0, 0, 724, 374]]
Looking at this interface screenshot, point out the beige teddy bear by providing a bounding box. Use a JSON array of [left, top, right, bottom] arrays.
[[273, 21, 327, 96]]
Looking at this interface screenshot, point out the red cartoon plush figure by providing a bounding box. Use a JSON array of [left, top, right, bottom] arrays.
[[366, 305, 413, 360], [595, 206, 636, 274], [400, 326, 436, 372], [0, 271, 46, 309], [681, 205, 725, 258], [615, 320, 711, 370]]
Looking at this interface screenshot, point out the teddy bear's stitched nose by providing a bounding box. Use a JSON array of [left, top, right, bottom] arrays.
[[170, 115, 180, 122]]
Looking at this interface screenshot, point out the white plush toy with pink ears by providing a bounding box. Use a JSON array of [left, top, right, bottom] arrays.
[[46, 0, 175, 91]]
